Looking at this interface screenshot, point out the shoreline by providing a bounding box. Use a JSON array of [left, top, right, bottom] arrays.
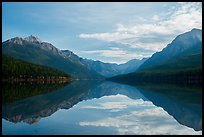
[[2, 76, 72, 84]]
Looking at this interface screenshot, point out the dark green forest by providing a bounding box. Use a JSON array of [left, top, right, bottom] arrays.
[[2, 54, 72, 82]]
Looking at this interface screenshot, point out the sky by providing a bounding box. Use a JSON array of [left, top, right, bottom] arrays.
[[2, 2, 202, 64]]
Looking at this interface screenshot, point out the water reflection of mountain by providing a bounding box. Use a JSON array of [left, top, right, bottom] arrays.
[[2, 80, 103, 124], [82, 81, 148, 101], [134, 84, 202, 131], [2, 81, 148, 125], [2, 81, 202, 132]]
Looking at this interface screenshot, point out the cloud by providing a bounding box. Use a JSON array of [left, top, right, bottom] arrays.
[[79, 31, 132, 43], [79, 2, 202, 52], [78, 47, 152, 64], [79, 49, 126, 58], [152, 15, 159, 21]]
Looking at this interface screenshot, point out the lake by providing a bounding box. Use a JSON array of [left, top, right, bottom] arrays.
[[2, 80, 202, 135]]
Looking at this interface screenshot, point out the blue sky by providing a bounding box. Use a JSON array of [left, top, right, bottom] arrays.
[[2, 2, 202, 64]]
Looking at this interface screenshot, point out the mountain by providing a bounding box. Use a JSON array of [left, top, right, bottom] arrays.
[[109, 29, 202, 85], [81, 58, 148, 77], [138, 28, 202, 71], [2, 35, 103, 80]]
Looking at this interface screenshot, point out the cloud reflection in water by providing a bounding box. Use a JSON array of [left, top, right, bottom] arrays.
[[79, 94, 202, 135]]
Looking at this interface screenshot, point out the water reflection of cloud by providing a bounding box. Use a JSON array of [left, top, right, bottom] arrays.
[[80, 94, 153, 112], [79, 94, 202, 135]]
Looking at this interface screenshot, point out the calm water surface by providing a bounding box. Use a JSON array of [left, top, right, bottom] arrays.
[[2, 81, 202, 135]]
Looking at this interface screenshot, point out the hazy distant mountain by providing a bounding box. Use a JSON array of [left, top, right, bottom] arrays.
[[81, 59, 119, 77], [2, 35, 103, 79], [81, 58, 148, 77], [138, 28, 202, 71], [118, 58, 148, 74]]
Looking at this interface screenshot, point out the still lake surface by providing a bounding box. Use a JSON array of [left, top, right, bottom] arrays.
[[2, 80, 202, 135]]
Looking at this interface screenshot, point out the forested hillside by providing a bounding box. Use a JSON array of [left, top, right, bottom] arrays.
[[2, 55, 72, 82]]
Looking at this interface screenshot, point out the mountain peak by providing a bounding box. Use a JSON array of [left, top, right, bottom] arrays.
[[8, 37, 24, 45], [174, 28, 202, 44], [191, 28, 201, 32], [24, 35, 42, 43]]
